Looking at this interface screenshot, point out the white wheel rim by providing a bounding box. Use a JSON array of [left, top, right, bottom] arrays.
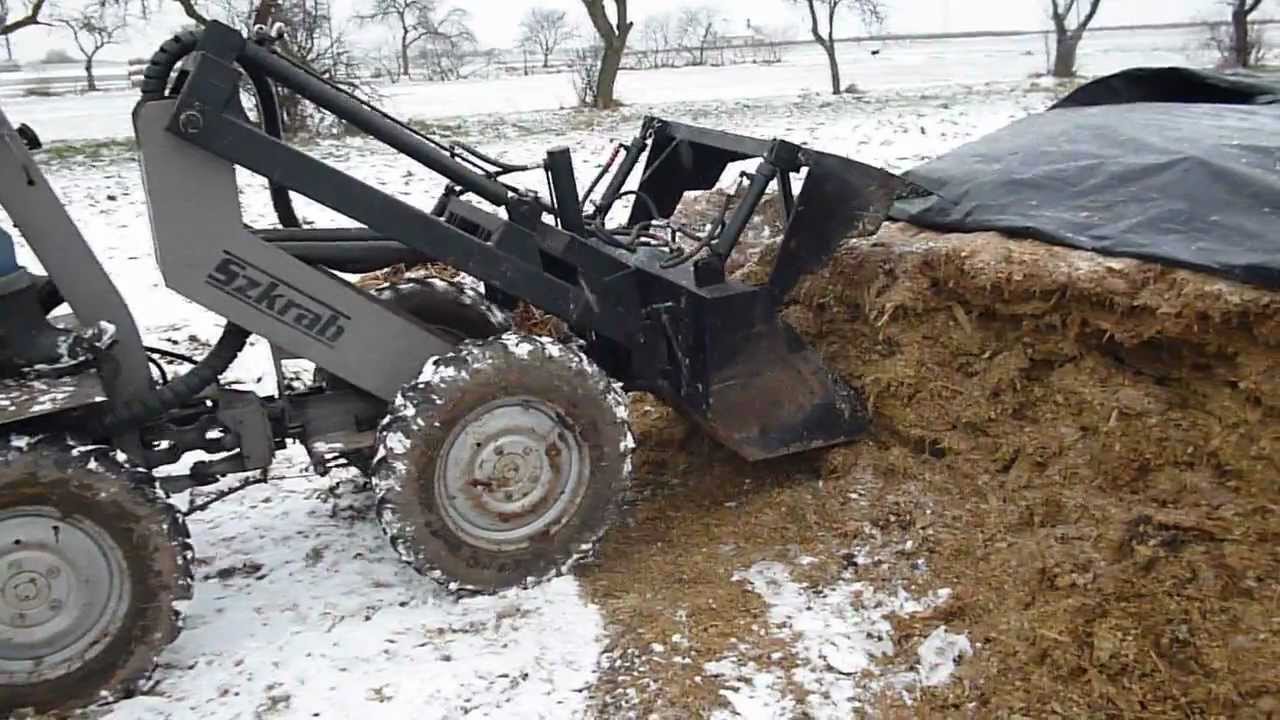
[[0, 506, 131, 685], [435, 397, 589, 552]]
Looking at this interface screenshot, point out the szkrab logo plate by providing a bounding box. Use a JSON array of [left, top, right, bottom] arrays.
[[206, 251, 348, 346]]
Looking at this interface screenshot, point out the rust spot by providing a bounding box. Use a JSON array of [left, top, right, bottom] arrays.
[[544, 444, 564, 484], [468, 478, 494, 489]]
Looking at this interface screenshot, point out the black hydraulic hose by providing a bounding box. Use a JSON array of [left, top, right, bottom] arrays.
[[141, 30, 300, 239], [451, 142, 541, 174], [238, 42, 513, 208], [91, 325, 251, 436], [140, 30, 300, 228], [247, 64, 300, 227]]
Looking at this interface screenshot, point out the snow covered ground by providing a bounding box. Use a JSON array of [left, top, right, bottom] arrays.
[[108, 465, 604, 719], [1, 27, 1214, 719], [2, 25, 1208, 143]]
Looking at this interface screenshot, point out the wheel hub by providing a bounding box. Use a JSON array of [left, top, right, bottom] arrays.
[[5, 570, 53, 612], [474, 437, 552, 515], [437, 398, 588, 552], [0, 507, 130, 684]]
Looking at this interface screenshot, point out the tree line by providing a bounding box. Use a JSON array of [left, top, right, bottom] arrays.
[[0, 0, 1270, 110]]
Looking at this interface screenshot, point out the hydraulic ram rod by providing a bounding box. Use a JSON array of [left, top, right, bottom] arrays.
[[238, 42, 512, 208]]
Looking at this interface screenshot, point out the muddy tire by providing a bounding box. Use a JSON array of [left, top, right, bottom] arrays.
[[367, 277, 512, 342], [320, 278, 511, 474], [371, 333, 633, 593], [0, 438, 193, 715], [322, 279, 512, 391]]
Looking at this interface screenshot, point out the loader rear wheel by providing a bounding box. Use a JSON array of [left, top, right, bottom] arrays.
[[372, 333, 633, 593], [0, 439, 193, 715]]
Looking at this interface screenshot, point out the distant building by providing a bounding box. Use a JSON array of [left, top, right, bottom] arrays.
[[717, 18, 772, 48]]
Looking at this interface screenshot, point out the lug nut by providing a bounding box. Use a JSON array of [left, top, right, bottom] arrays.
[[48, 598, 63, 612], [46, 565, 60, 579]]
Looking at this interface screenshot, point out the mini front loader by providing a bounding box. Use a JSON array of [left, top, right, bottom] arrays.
[[0, 22, 912, 714]]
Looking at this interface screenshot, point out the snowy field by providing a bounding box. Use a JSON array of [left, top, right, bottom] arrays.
[[1, 26, 1220, 719], [2, 25, 1210, 143]]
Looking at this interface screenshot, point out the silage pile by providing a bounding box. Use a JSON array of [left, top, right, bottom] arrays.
[[758, 222, 1280, 717], [356, 203, 1279, 717]]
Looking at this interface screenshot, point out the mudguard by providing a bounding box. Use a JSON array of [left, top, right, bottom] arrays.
[[0, 372, 106, 426]]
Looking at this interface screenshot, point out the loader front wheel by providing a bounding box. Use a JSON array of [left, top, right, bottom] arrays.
[[372, 333, 633, 593], [0, 439, 193, 715]]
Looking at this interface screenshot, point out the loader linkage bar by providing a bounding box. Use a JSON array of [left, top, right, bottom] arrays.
[[156, 22, 915, 460]]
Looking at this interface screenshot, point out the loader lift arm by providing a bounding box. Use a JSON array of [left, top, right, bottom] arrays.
[[146, 21, 915, 460]]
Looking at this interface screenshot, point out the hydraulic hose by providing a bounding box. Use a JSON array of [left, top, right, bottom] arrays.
[[91, 325, 251, 436], [139, 30, 300, 228], [246, 66, 300, 227]]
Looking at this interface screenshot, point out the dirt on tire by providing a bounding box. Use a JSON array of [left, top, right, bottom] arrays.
[[0, 437, 194, 716], [371, 333, 633, 593]]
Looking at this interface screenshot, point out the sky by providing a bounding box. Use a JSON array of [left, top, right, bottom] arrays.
[[0, 0, 1248, 64]]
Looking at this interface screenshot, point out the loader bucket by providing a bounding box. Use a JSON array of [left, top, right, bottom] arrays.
[[618, 120, 918, 460], [766, 150, 925, 301], [674, 283, 872, 461]]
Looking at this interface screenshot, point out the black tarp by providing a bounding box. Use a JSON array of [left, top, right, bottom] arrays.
[[890, 67, 1280, 289]]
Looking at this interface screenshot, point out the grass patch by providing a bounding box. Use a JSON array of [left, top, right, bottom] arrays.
[[39, 138, 137, 161], [22, 86, 65, 98], [405, 118, 467, 138]]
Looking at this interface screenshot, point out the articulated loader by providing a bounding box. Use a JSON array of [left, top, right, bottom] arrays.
[[0, 23, 909, 713]]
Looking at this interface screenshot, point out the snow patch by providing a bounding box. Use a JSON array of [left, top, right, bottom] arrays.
[[382, 431, 411, 456], [414, 355, 464, 385], [708, 559, 971, 718], [498, 332, 544, 360], [916, 625, 973, 687], [706, 659, 795, 720]]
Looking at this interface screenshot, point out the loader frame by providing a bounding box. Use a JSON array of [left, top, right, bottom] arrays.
[[1, 21, 914, 481], [146, 22, 911, 462]]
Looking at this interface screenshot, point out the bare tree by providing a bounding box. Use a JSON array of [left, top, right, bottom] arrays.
[[1, 0, 48, 41], [640, 12, 676, 68], [570, 43, 600, 105], [1222, 0, 1267, 67], [279, 0, 365, 130], [58, 3, 130, 91], [205, 0, 256, 29], [414, 17, 478, 81], [580, 0, 631, 109], [675, 5, 720, 66], [1207, 18, 1269, 68], [1048, 0, 1102, 78], [789, 0, 884, 95], [0, 2, 9, 60], [519, 6, 574, 69], [367, 43, 403, 82], [357, 0, 470, 79]]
